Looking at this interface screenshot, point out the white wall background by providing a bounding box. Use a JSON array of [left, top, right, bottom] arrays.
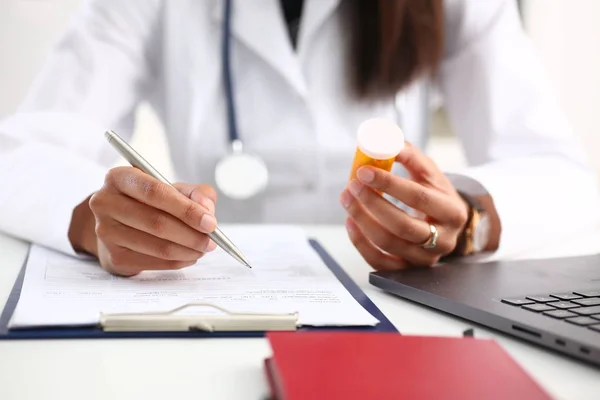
[[0, 0, 175, 177], [522, 0, 600, 175], [0, 0, 598, 179], [0, 0, 79, 116]]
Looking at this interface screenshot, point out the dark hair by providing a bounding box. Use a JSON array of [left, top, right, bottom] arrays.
[[347, 0, 445, 101]]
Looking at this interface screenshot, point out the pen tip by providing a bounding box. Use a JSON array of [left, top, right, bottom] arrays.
[[238, 256, 252, 269]]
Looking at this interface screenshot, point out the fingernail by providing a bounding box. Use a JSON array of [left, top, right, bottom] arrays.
[[340, 190, 352, 208], [200, 198, 215, 214], [205, 239, 217, 252], [349, 180, 364, 197], [357, 167, 375, 183], [199, 214, 217, 232]]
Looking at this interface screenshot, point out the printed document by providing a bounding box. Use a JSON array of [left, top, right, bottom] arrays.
[[9, 226, 379, 328]]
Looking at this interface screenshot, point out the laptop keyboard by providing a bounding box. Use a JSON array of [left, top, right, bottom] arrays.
[[502, 290, 600, 333]]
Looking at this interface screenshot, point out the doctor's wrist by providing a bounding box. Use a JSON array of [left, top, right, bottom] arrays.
[[446, 193, 501, 259], [68, 195, 99, 257]]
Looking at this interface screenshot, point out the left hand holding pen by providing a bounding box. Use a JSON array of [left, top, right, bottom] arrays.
[[340, 142, 469, 270]]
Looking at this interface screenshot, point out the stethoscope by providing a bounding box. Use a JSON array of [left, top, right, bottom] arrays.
[[214, 0, 270, 200]]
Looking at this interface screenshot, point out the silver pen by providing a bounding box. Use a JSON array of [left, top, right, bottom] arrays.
[[104, 130, 252, 268]]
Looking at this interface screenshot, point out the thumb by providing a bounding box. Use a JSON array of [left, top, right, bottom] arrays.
[[173, 183, 217, 214]]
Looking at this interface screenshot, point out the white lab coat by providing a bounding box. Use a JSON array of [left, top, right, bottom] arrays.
[[0, 0, 598, 258]]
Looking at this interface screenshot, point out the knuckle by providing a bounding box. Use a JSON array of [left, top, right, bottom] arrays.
[[183, 201, 201, 223], [104, 167, 127, 186], [414, 189, 430, 208], [103, 170, 117, 186], [379, 172, 392, 191], [355, 187, 368, 204], [88, 192, 102, 212], [88, 191, 111, 214], [360, 187, 379, 206], [142, 180, 167, 201], [156, 241, 176, 260], [346, 200, 359, 217], [94, 221, 110, 240], [148, 213, 169, 236], [450, 205, 469, 228]]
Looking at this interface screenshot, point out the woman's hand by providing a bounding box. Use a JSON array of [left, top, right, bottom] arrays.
[[69, 166, 219, 276], [340, 142, 469, 270]]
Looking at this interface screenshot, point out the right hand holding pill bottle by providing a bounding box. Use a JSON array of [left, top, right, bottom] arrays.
[[349, 118, 405, 188]]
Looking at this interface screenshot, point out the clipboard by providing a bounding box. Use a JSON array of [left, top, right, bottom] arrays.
[[0, 239, 397, 340]]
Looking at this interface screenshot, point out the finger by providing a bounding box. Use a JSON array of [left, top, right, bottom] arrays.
[[345, 218, 407, 271], [355, 167, 462, 223], [344, 181, 431, 244], [93, 192, 215, 253], [343, 192, 450, 266], [173, 183, 217, 214], [344, 192, 430, 261], [103, 245, 198, 277], [349, 208, 440, 266], [98, 220, 212, 261], [395, 141, 441, 180], [392, 244, 440, 267], [105, 167, 217, 233], [371, 223, 456, 267]]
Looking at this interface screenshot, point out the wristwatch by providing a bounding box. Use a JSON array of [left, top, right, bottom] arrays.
[[452, 192, 490, 256]]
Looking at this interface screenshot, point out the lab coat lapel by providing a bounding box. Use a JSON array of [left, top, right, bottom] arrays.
[[212, 0, 308, 97], [297, 0, 341, 56]]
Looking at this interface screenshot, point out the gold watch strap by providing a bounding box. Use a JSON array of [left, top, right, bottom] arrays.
[[450, 192, 484, 257]]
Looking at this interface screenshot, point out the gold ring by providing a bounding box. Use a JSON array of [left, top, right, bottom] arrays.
[[421, 224, 438, 249]]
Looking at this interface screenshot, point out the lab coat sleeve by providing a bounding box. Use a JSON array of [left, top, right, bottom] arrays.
[[0, 0, 161, 255], [439, 0, 600, 256]]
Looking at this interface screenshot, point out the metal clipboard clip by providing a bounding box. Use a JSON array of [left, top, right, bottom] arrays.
[[99, 302, 299, 332]]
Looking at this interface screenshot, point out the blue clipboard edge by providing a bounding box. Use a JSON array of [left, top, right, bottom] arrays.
[[0, 239, 398, 340]]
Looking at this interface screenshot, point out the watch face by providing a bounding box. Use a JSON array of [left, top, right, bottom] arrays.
[[472, 214, 490, 252]]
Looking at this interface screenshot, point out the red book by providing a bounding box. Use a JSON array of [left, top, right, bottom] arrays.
[[264, 331, 553, 400]]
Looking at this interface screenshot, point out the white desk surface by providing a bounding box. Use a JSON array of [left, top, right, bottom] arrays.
[[1, 225, 600, 400]]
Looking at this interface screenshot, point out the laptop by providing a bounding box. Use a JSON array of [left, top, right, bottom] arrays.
[[369, 253, 600, 366]]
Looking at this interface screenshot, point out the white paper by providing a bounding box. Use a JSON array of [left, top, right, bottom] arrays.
[[9, 226, 379, 328]]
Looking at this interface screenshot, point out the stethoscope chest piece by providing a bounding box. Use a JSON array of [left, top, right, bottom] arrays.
[[215, 0, 270, 200], [215, 140, 269, 200]]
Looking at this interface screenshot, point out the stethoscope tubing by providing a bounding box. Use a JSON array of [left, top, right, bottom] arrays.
[[222, 0, 240, 145]]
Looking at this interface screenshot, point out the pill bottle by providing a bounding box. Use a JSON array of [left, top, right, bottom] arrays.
[[349, 118, 405, 182]]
